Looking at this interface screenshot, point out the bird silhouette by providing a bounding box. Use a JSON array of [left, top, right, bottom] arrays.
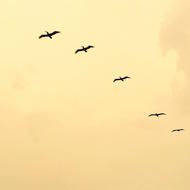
[[148, 113, 166, 117], [171, 129, 184, 132], [75, 45, 94, 54], [39, 31, 60, 39], [113, 76, 131, 82]]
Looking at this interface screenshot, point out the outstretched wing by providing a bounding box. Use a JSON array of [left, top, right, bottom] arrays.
[[122, 76, 131, 80], [39, 34, 48, 39], [113, 78, 120, 82], [158, 113, 166, 116], [148, 114, 156, 117], [171, 129, 177, 132], [75, 48, 83, 54], [86, 45, 94, 49], [50, 31, 61, 36]]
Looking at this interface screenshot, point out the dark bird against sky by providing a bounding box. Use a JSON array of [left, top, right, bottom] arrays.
[[75, 45, 94, 54], [113, 76, 131, 82], [39, 31, 61, 39], [148, 113, 166, 117], [171, 129, 184, 132]]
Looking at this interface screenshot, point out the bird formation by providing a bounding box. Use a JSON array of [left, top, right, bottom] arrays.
[[38, 30, 185, 134]]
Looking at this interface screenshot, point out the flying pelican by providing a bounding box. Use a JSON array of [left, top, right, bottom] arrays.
[[148, 113, 166, 117], [171, 129, 184, 132], [39, 31, 61, 39], [75, 45, 94, 54], [113, 76, 131, 82]]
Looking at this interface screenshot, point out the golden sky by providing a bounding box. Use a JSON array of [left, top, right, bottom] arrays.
[[0, 0, 190, 190]]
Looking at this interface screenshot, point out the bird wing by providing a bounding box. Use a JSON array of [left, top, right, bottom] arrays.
[[158, 113, 166, 116], [122, 76, 130, 79], [86, 45, 94, 49], [75, 49, 83, 54], [171, 129, 177, 132], [39, 34, 48, 39], [50, 31, 61, 36], [148, 114, 156, 117], [113, 78, 120, 82]]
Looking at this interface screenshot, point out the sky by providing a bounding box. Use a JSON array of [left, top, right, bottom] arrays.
[[0, 0, 190, 190]]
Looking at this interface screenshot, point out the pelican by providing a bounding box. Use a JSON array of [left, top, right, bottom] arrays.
[[148, 113, 166, 117], [75, 45, 94, 54], [113, 76, 131, 82], [171, 129, 184, 132], [39, 31, 61, 39]]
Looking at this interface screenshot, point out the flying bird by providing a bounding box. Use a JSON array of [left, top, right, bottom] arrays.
[[39, 31, 61, 39], [171, 129, 184, 132], [113, 76, 131, 82], [148, 113, 166, 117], [75, 45, 94, 54]]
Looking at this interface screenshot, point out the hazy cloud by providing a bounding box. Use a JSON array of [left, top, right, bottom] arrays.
[[160, 0, 190, 114], [11, 64, 35, 89]]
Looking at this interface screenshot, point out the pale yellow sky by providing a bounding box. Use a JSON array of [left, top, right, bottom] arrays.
[[0, 0, 190, 190]]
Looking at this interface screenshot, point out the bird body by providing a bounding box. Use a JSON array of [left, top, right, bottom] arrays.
[[171, 129, 184, 132], [39, 31, 60, 39], [113, 76, 131, 82], [148, 113, 166, 117], [75, 45, 94, 54]]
